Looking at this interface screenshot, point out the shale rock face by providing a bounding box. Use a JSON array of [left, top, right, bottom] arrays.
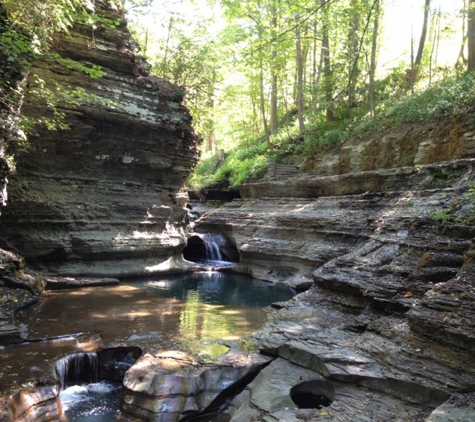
[[0, 1, 200, 276], [194, 159, 475, 420], [307, 110, 475, 174]]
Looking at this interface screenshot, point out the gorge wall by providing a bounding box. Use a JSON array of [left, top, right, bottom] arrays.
[[0, 1, 200, 277], [306, 107, 475, 175], [194, 159, 475, 421]]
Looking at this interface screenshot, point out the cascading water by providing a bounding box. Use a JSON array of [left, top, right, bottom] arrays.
[[183, 233, 239, 266], [202, 233, 224, 261], [56, 352, 99, 388], [55, 348, 141, 421]]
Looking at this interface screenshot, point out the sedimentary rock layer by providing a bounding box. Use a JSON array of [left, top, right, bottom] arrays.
[[0, 1, 200, 276], [194, 159, 475, 420], [308, 109, 475, 174]]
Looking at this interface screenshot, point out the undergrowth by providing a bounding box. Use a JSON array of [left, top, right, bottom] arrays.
[[189, 71, 475, 189]]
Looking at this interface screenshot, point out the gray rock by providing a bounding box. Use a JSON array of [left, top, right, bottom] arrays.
[[121, 351, 272, 421], [0, 1, 200, 278]]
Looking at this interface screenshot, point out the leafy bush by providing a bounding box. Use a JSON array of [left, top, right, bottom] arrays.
[[188, 142, 269, 188]]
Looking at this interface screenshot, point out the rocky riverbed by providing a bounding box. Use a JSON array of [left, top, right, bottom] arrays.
[[192, 159, 475, 421]]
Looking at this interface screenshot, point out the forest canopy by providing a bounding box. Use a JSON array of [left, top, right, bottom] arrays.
[[1, 0, 474, 187], [123, 0, 475, 188]]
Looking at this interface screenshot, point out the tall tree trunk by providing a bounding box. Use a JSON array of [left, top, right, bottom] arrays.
[[468, 0, 475, 71], [161, 16, 175, 78], [347, 0, 360, 109], [257, 30, 271, 147], [270, 13, 278, 134], [457, 0, 468, 68], [409, 0, 431, 90], [321, 0, 334, 121], [429, 7, 441, 85], [368, 0, 380, 116], [295, 12, 305, 136], [311, 19, 319, 110]]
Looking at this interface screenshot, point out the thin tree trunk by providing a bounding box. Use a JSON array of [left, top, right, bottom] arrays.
[[161, 16, 174, 78], [321, 0, 334, 121], [270, 14, 278, 134], [311, 19, 318, 110], [409, 0, 431, 90], [296, 12, 305, 136], [428, 7, 440, 85], [257, 31, 271, 147], [457, 0, 468, 68], [369, 0, 380, 116], [468, 0, 475, 71], [347, 0, 360, 109]]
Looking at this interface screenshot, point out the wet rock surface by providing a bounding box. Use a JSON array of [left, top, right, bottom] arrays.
[[194, 159, 475, 420]]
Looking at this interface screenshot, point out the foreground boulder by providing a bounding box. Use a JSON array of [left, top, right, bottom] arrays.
[[121, 350, 271, 421]]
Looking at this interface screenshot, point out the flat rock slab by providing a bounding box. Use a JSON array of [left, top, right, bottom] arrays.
[[426, 393, 475, 422], [45, 277, 120, 289]]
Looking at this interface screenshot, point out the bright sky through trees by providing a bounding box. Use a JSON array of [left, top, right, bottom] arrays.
[[381, 0, 464, 69], [125, 0, 468, 157]]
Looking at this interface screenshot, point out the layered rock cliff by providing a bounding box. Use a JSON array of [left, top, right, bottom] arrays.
[[193, 159, 475, 420], [0, 1, 200, 277], [306, 107, 475, 174]]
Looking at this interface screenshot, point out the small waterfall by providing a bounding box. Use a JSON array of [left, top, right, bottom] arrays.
[[202, 234, 224, 261], [56, 352, 99, 389]]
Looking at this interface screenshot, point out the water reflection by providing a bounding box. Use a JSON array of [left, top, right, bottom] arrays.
[[140, 271, 294, 307], [3, 272, 294, 396], [131, 271, 295, 341], [22, 272, 295, 345]]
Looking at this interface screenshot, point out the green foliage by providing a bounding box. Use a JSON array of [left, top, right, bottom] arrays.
[[352, 72, 475, 139], [74, 8, 122, 31], [0, 0, 122, 149], [430, 183, 475, 227], [0, 28, 35, 73], [3, 0, 86, 50], [188, 141, 269, 188], [22, 75, 120, 132], [430, 208, 453, 226], [48, 53, 103, 78]]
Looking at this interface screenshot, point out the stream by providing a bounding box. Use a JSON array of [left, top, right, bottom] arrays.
[[2, 270, 295, 421]]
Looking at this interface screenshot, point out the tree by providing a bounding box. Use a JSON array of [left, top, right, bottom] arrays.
[[408, 0, 431, 91], [320, 0, 334, 121], [468, 0, 475, 71], [295, 12, 305, 136], [368, 0, 381, 115]]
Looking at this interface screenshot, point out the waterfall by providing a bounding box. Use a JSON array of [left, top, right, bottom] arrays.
[[202, 234, 224, 261], [56, 352, 99, 389]]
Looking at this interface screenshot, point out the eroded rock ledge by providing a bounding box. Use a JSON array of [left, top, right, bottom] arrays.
[[194, 159, 475, 421], [0, 0, 200, 277]]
